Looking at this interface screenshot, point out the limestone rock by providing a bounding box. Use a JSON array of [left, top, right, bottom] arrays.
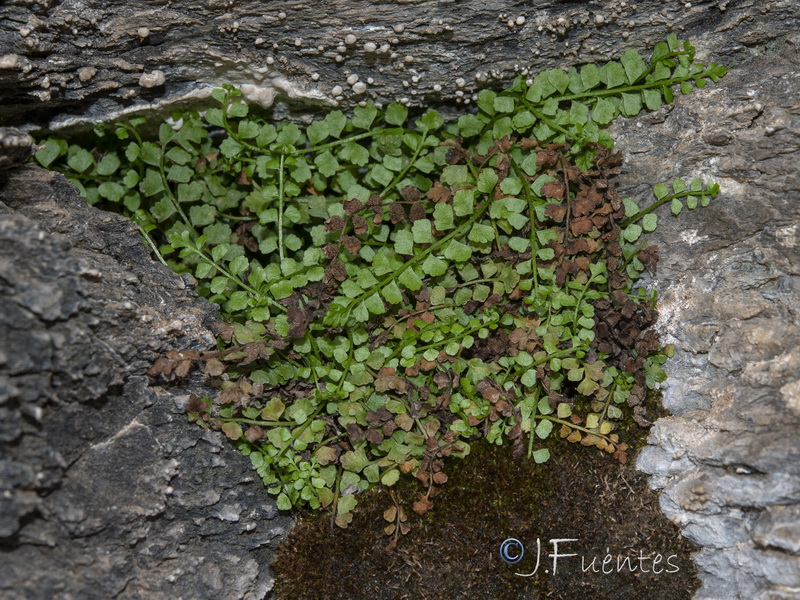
[[1, 1, 799, 132], [0, 166, 291, 600], [626, 39, 800, 600]]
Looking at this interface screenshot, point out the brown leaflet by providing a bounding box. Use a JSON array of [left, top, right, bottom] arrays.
[[324, 215, 346, 232], [351, 215, 368, 234], [544, 203, 567, 223], [326, 259, 347, 282], [245, 425, 265, 442], [426, 181, 452, 203], [572, 185, 602, 216], [401, 186, 420, 202], [409, 202, 426, 222], [341, 235, 361, 255], [322, 243, 338, 260], [476, 379, 501, 403], [343, 197, 364, 215], [569, 217, 593, 236], [389, 202, 406, 223], [542, 181, 565, 200]]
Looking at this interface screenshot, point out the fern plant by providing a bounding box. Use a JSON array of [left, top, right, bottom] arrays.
[[35, 35, 724, 532]]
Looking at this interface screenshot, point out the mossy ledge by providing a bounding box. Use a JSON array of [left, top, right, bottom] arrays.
[[274, 429, 699, 600]]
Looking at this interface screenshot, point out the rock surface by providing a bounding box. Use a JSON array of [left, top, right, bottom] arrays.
[[618, 38, 800, 600], [1, 0, 799, 132], [1, 1, 800, 598], [0, 166, 291, 600]]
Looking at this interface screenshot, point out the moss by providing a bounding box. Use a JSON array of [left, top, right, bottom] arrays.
[[273, 418, 700, 600]]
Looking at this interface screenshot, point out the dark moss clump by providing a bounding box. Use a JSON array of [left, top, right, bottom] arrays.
[[273, 436, 699, 600]]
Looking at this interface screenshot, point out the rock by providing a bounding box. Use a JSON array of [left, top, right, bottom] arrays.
[[1, 1, 799, 132], [0, 128, 34, 170], [753, 505, 800, 555], [0, 166, 291, 599], [625, 38, 800, 600]]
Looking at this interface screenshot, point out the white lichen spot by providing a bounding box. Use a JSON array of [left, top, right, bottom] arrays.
[[678, 229, 709, 245], [344, 33, 357, 45], [595, 14, 605, 24], [352, 81, 366, 94], [516, 15, 526, 25], [78, 66, 97, 82], [255, 37, 264, 45], [346, 73, 359, 85], [278, 11, 286, 19], [239, 84, 276, 106], [331, 84, 343, 96], [311, 72, 320, 81], [775, 223, 798, 247], [363, 41, 377, 53], [139, 70, 166, 88], [137, 27, 150, 39], [0, 54, 24, 70], [433, 83, 442, 92], [392, 24, 405, 33], [781, 380, 800, 415]]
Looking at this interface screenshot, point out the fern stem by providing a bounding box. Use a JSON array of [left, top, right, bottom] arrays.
[[278, 153, 286, 261]]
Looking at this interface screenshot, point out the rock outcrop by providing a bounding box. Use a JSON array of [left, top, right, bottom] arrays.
[[618, 38, 800, 600], [0, 165, 291, 600], [1, 1, 799, 132]]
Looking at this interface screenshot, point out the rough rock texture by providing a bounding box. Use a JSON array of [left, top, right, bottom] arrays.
[[1, 1, 800, 598], [0, 166, 292, 600], [2, 0, 799, 131], [617, 39, 800, 600]]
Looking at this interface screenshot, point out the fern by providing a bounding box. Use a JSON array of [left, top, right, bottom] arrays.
[[34, 35, 724, 531]]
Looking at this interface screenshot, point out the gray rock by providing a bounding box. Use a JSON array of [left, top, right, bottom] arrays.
[[1, 1, 799, 132], [0, 167, 291, 600], [627, 37, 800, 600], [753, 505, 800, 555]]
